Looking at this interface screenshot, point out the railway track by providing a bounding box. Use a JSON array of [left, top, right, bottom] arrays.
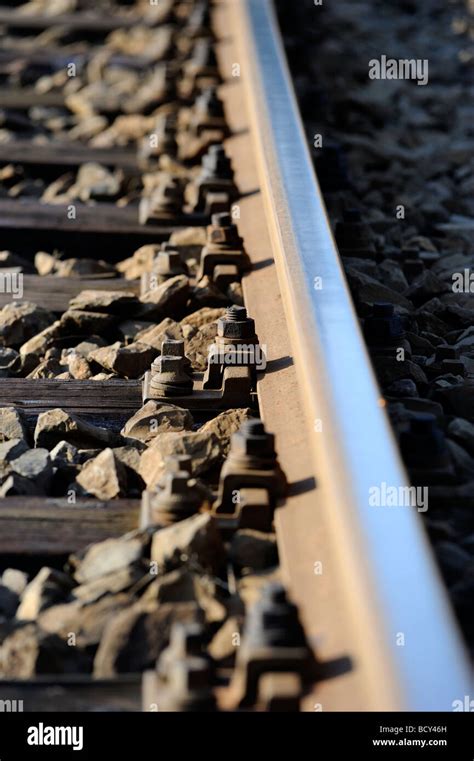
[[0, 0, 470, 716]]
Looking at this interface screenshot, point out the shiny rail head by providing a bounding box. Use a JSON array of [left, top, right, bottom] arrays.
[[236, 0, 472, 710]]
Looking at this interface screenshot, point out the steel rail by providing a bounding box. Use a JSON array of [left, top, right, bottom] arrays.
[[230, 0, 472, 710]]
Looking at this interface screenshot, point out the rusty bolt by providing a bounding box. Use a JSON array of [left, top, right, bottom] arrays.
[[245, 583, 307, 650], [150, 355, 193, 396], [201, 144, 234, 181], [207, 212, 243, 248], [161, 338, 185, 358], [148, 178, 184, 216], [217, 306, 257, 340], [155, 250, 186, 277], [151, 470, 201, 524], [160, 338, 192, 373], [231, 419, 277, 460]]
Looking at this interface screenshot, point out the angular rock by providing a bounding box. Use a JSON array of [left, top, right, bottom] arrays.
[[151, 513, 225, 574], [35, 251, 58, 276], [139, 275, 189, 318], [0, 301, 54, 347], [191, 276, 230, 308], [65, 352, 93, 379], [184, 322, 218, 371], [118, 320, 154, 342], [11, 449, 52, 491], [181, 307, 226, 330], [93, 600, 199, 677], [27, 358, 65, 379], [68, 290, 139, 314], [58, 310, 116, 336], [0, 474, 40, 497], [19, 321, 61, 357], [35, 409, 115, 449], [377, 260, 409, 293], [72, 162, 122, 202], [373, 356, 428, 386], [0, 407, 27, 442], [72, 534, 147, 585], [71, 337, 107, 357], [447, 417, 474, 457], [18, 351, 39, 377], [139, 430, 221, 489], [76, 448, 127, 500], [0, 347, 21, 377], [0, 624, 90, 677], [16, 567, 74, 621], [55, 259, 116, 278], [141, 569, 197, 605], [39, 593, 132, 648], [121, 401, 194, 444], [116, 244, 159, 280], [199, 408, 253, 458], [72, 565, 145, 605], [89, 341, 158, 378], [346, 267, 413, 314], [446, 439, 474, 481], [49, 440, 81, 468], [2, 568, 28, 596], [134, 317, 183, 350], [0, 437, 29, 462], [112, 446, 144, 487]]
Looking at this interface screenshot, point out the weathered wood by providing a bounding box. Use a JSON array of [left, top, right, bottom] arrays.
[[0, 497, 140, 555], [0, 87, 65, 109], [0, 379, 142, 413], [0, 199, 207, 235], [0, 275, 139, 311], [0, 47, 161, 70], [0, 140, 139, 171], [0, 9, 156, 31], [0, 677, 142, 712]]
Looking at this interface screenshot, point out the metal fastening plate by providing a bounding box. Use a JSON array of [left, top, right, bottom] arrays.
[[142, 367, 258, 410]]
